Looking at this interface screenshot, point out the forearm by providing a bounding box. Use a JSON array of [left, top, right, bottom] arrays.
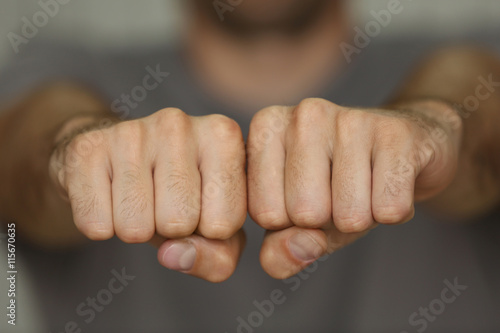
[[0, 82, 118, 248], [390, 47, 500, 218]]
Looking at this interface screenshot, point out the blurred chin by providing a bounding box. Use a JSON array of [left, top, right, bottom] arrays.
[[232, 0, 314, 24], [193, 0, 332, 34]]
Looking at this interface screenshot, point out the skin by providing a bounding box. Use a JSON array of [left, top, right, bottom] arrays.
[[0, 83, 247, 283], [55, 109, 248, 282], [248, 98, 461, 278], [0, 2, 499, 282], [249, 47, 500, 279]]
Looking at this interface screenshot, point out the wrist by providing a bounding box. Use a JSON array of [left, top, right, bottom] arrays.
[[53, 112, 118, 143], [393, 98, 463, 132], [49, 112, 119, 192], [390, 98, 464, 155]]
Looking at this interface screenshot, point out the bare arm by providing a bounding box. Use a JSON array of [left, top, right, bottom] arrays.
[[248, 46, 500, 279], [392, 47, 500, 219], [0, 81, 247, 282], [0, 83, 115, 248]]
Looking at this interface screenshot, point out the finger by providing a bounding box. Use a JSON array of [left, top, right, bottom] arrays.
[[260, 227, 327, 280], [65, 135, 114, 240], [111, 121, 155, 243], [371, 138, 416, 224], [157, 229, 246, 283], [247, 107, 292, 230], [331, 113, 374, 233], [152, 110, 201, 238], [285, 103, 332, 228], [260, 226, 370, 279], [196, 115, 247, 240]]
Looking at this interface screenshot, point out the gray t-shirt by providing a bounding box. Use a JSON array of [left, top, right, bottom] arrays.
[[1, 35, 499, 333]]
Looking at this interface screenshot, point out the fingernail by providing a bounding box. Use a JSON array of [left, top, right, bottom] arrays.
[[289, 232, 323, 262], [161, 243, 196, 272]]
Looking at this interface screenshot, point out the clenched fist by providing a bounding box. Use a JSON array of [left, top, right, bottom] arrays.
[[247, 98, 462, 279], [50, 108, 247, 282]]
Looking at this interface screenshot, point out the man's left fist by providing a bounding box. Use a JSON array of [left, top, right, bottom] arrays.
[[247, 98, 462, 279]]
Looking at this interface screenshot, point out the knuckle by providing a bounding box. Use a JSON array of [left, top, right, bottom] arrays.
[[252, 105, 280, 125], [83, 227, 114, 241], [156, 107, 188, 122], [293, 98, 333, 125], [334, 212, 372, 233], [296, 98, 333, 113], [291, 99, 334, 142], [373, 204, 413, 224], [116, 226, 154, 244], [252, 210, 289, 230], [157, 107, 190, 124], [248, 106, 290, 153], [156, 108, 192, 135], [207, 115, 242, 140], [289, 206, 330, 228], [199, 222, 234, 240], [250, 105, 288, 134], [156, 219, 196, 238]]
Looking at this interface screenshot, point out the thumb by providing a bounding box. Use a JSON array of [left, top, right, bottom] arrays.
[[153, 230, 246, 283], [260, 226, 370, 279]]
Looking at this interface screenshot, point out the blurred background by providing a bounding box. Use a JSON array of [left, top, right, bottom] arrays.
[[0, 0, 499, 67], [0, 0, 499, 332]]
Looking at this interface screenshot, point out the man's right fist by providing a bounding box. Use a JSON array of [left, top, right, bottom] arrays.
[[49, 108, 247, 282]]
